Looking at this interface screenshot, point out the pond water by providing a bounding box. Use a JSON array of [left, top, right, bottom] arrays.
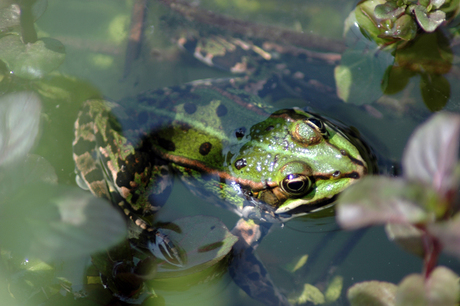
[[2, 0, 460, 305]]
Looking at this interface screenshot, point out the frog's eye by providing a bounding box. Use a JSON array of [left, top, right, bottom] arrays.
[[281, 174, 312, 196], [306, 117, 328, 137]]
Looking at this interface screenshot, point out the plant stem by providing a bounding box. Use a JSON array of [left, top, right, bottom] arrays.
[[19, 0, 38, 44], [422, 232, 442, 278]]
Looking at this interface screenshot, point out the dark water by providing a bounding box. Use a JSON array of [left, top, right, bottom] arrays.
[[8, 0, 458, 305]]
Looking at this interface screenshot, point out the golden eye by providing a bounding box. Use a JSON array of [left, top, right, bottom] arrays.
[[281, 174, 312, 196]]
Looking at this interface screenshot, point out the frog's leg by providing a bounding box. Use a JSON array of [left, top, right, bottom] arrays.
[[73, 100, 183, 267], [230, 219, 290, 306]]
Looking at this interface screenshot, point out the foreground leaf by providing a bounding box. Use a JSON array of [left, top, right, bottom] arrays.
[[336, 177, 434, 229], [402, 112, 460, 198], [347, 281, 397, 306], [0, 184, 127, 261], [0, 92, 41, 166], [396, 266, 459, 306]]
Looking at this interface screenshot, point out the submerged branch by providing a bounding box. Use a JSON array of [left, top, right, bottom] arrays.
[[158, 0, 346, 53]]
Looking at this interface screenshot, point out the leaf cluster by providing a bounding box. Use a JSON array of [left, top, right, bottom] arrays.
[[337, 111, 460, 305]]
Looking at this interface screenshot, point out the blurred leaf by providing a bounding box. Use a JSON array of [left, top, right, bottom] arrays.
[[336, 176, 437, 230], [440, 0, 460, 14], [431, 0, 446, 9], [155, 216, 238, 278], [0, 35, 65, 79], [0, 183, 127, 261], [30, 0, 48, 22], [396, 267, 459, 306], [427, 213, 460, 260], [414, 6, 446, 32], [0, 155, 57, 204], [285, 254, 308, 273], [402, 112, 460, 198], [395, 32, 452, 75], [347, 281, 397, 306], [382, 65, 414, 95], [0, 0, 47, 32], [385, 223, 424, 257], [335, 65, 352, 102], [336, 13, 394, 104], [291, 283, 325, 305], [0, 91, 41, 166], [325, 275, 343, 303], [0, 3, 20, 32], [16, 154, 58, 184], [374, 2, 406, 20], [420, 73, 450, 111]]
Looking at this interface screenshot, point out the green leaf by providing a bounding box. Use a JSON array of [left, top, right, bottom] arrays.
[[420, 73, 450, 111], [396, 267, 459, 306], [347, 281, 397, 306], [395, 32, 452, 75], [336, 176, 436, 229], [154, 216, 238, 278], [381, 14, 417, 41], [355, 0, 388, 43], [430, 0, 446, 10], [414, 5, 446, 32], [402, 112, 460, 198], [0, 3, 20, 32], [335, 19, 394, 104], [0, 35, 65, 79], [0, 0, 48, 30], [0, 92, 41, 166], [0, 184, 127, 261], [325, 275, 343, 303], [285, 254, 308, 273], [374, 2, 406, 20], [290, 283, 325, 305], [382, 65, 415, 95]]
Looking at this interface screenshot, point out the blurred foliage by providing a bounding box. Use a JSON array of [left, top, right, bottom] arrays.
[[337, 112, 460, 305]]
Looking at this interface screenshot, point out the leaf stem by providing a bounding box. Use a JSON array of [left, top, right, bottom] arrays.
[[422, 232, 441, 278]]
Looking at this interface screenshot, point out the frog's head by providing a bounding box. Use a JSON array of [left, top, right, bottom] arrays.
[[228, 109, 369, 219]]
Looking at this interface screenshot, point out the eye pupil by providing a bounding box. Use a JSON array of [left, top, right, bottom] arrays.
[[308, 118, 322, 128], [307, 117, 328, 137], [288, 181, 304, 191]]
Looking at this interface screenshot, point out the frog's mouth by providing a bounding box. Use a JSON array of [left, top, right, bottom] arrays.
[[275, 195, 338, 217]]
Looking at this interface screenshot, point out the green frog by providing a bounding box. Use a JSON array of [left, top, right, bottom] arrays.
[[73, 79, 371, 257], [72, 17, 376, 305]]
